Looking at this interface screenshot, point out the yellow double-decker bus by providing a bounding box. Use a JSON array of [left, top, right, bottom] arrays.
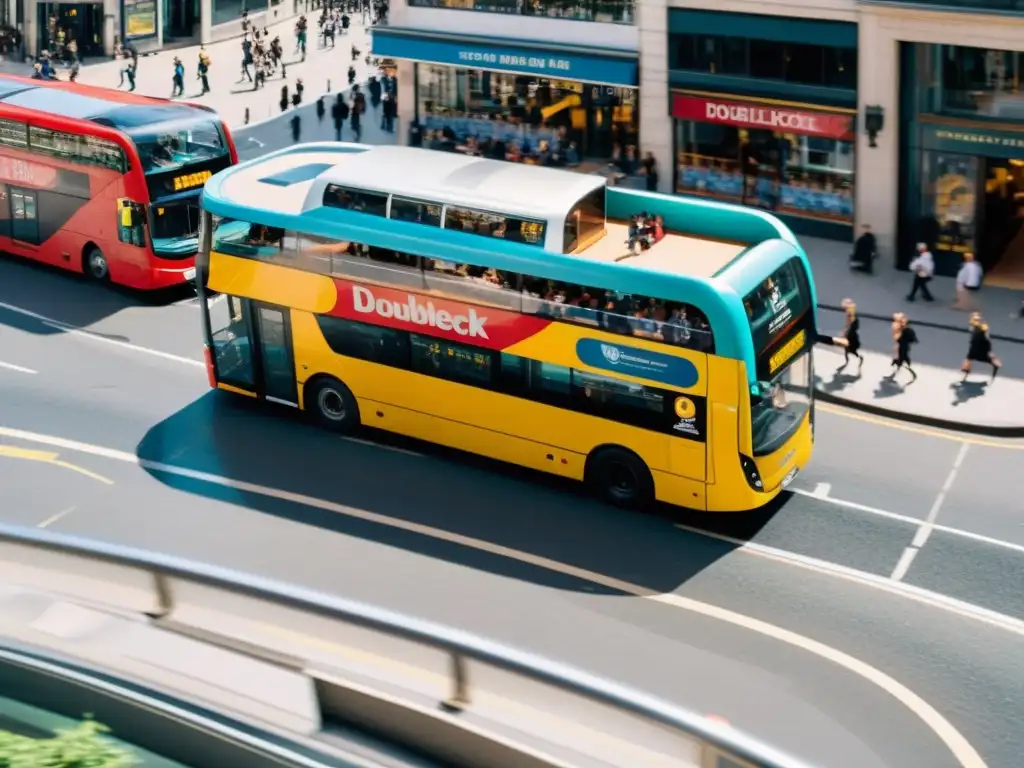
[[197, 143, 817, 512]]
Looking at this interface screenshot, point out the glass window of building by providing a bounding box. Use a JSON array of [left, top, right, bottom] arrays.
[[924, 45, 1024, 118], [407, 0, 634, 24], [670, 34, 857, 90], [212, 0, 246, 25], [675, 122, 855, 224], [416, 65, 639, 166], [916, 152, 979, 259]]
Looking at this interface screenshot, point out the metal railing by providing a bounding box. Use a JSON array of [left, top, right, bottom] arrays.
[[0, 522, 815, 768]]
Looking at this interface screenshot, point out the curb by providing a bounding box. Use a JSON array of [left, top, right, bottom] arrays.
[[814, 387, 1024, 439], [817, 303, 1024, 346]]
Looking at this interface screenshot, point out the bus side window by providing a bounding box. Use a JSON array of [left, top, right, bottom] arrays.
[[117, 199, 146, 247]]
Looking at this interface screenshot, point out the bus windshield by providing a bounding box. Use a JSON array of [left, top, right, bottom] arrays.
[[745, 259, 813, 456], [125, 115, 228, 175], [150, 198, 202, 258]]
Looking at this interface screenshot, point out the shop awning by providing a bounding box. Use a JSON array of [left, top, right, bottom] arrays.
[[370, 28, 638, 88]]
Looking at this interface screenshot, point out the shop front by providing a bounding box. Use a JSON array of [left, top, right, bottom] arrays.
[[672, 91, 855, 238], [899, 42, 1024, 285], [37, 1, 104, 57], [372, 28, 639, 168]]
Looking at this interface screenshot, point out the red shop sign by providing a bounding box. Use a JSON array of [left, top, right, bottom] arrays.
[[672, 95, 854, 140], [328, 279, 553, 350]]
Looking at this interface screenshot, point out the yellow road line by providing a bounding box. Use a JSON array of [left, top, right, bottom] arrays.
[[816, 402, 1024, 451], [0, 444, 115, 484]]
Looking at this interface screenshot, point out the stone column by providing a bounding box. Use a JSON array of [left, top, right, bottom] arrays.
[[855, 11, 900, 260], [396, 58, 415, 146], [636, 0, 672, 193]]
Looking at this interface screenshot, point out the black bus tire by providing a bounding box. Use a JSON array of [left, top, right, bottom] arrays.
[[305, 376, 360, 434], [84, 246, 110, 282], [585, 446, 654, 510]]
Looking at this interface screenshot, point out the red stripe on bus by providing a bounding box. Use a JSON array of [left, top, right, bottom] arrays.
[[327, 279, 552, 350]]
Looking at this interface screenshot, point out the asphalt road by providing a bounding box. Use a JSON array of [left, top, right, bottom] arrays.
[[1, 259, 1023, 767]]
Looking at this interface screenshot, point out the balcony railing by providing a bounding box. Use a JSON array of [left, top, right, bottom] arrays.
[[408, 0, 635, 25]]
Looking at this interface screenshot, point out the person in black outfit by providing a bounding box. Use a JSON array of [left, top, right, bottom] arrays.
[[887, 312, 918, 382], [850, 224, 876, 274], [961, 313, 1001, 382], [833, 298, 863, 372]]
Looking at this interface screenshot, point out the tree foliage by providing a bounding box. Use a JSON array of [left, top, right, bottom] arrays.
[[0, 716, 137, 767]]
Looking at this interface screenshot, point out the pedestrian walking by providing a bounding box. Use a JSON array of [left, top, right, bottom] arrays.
[[639, 151, 659, 192], [124, 59, 137, 91], [240, 36, 253, 82], [197, 45, 211, 94], [350, 86, 364, 141], [331, 93, 349, 140], [961, 313, 1001, 382], [887, 312, 918, 383], [171, 56, 185, 96], [381, 92, 395, 132], [849, 223, 876, 274], [832, 298, 863, 372], [952, 252, 983, 311], [906, 242, 935, 302]]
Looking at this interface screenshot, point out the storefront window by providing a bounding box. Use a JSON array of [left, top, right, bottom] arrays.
[[675, 121, 855, 223], [670, 34, 857, 91], [37, 3, 104, 57], [408, 0, 634, 24], [918, 152, 978, 259], [211, 0, 247, 26], [416, 64, 639, 165], [927, 45, 1024, 119]]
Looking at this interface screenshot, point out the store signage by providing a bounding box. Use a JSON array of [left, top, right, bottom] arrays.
[[672, 95, 853, 140], [122, 0, 156, 40], [921, 125, 1024, 158], [371, 30, 639, 87]]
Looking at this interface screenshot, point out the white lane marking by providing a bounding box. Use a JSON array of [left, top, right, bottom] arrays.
[[0, 361, 36, 374], [674, 522, 1024, 637], [811, 482, 831, 498], [37, 506, 76, 529], [791, 486, 1024, 556], [0, 426, 990, 768], [0, 301, 205, 368], [892, 443, 971, 582]]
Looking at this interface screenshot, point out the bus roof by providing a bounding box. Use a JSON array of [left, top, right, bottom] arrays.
[[221, 143, 606, 224], [204, 143, 818, 371], [0, 75, 219, 131]]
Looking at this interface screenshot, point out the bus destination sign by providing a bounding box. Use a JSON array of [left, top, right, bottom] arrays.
[[768, 329, 807, 376], [172, 169, 212, 191]]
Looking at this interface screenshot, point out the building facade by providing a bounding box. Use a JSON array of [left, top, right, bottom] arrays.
[[374, 0, 640, 172], [374, 0, 1024, 282], [23, 0, 301, 59]]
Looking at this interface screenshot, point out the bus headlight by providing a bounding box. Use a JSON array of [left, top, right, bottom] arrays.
[[739, 454, 764, 492]]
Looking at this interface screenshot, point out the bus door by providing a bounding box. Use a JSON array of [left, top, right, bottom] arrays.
[[207, 296, 297, 406], [250, 302, 299, 407]]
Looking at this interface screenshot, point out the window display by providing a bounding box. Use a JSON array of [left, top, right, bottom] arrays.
[[416, 64, 638, 164], [675, 121, 854, 223]]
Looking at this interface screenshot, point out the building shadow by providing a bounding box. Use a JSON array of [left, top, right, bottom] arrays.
[[134, 392, 789, 598], [0, 254, 196, 335]]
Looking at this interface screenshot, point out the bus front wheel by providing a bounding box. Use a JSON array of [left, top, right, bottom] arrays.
[[84, 246, 110, 282], [305, 376, 360, 434], [586, 447, 654, 510]]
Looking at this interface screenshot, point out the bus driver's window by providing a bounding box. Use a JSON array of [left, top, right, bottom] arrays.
[[117, 199, 146, 247]]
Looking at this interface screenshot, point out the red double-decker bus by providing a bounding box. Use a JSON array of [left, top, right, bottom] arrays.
[[0, 74, 238, 290]]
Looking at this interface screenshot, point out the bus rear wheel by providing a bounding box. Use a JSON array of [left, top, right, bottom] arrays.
[[586, 447, 654, 510], [84, 246, 110, 282], [305, 376, 360, 434]]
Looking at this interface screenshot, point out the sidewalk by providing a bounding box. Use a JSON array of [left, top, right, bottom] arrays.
[[72, 15, 377, 128], [233, 91, 397, 160], [805, 236, 1024, 343], [814, 345, 1024, 437]]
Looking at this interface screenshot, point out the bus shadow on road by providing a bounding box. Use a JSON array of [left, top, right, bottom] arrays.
[[0, 255, 197, 334], [134, 392, 787, 598]]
